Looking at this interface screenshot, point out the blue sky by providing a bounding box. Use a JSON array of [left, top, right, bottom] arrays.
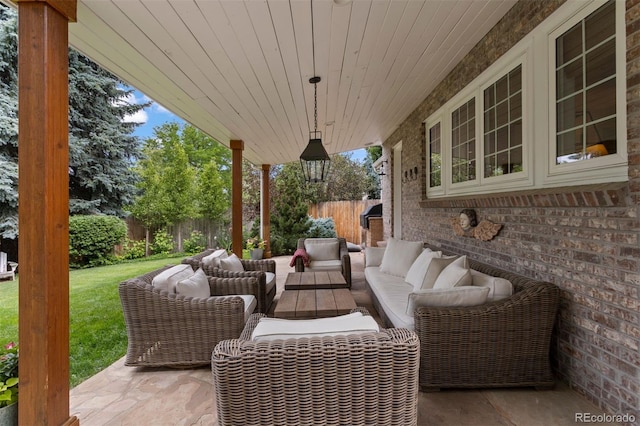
[[127, 90, 367, 162]]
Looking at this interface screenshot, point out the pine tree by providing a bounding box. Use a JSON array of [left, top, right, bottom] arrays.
[[270, 163, 311, 255]]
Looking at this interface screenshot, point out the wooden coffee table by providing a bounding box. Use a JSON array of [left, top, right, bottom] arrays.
[[284, 271, 348, 290], [274, 288, 357, 319]]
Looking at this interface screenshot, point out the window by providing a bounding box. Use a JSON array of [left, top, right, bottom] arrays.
[[555, 0, 616, 165], [428, 122, 442, 188], [483, 65, 523, 177], [451, 99, 476, 184]]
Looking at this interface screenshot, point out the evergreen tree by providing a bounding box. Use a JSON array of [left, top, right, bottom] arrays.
[[270, 163, 311, 255], [0, 5, 147, 238]]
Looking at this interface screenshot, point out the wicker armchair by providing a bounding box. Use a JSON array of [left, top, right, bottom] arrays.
[[212, 308, 419, 426], [295, 237, 352, 287], [182, 250, 276, 313], [119, 265, 256, 367], [413, 255, 560, 391]]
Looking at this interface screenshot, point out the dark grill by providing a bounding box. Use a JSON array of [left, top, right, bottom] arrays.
[[360, 203, 382, 229]]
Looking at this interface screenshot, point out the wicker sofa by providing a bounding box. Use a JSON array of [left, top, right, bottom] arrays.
[[119, 265, 256, 367], [212, 308, 419, 426], [182, 249, 276, 313], [364, 243, 560, 391]]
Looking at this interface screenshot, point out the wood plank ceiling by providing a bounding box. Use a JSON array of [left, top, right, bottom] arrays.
[[67, 0, 517, 166]]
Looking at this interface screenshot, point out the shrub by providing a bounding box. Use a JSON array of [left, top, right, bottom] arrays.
[[183, 230, 206, 254], [121, 238, 146, 260], [307, 217, 337, 238], [151, 230, 174, 255], [69, 215, 127, 268]]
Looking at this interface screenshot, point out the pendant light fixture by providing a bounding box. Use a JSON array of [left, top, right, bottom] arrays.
[[300, 0, 331, 183]]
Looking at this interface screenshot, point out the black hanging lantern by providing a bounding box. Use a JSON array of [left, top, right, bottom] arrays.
[[300, 76, 331, 183]]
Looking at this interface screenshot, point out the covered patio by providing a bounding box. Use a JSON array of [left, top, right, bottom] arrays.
[[6, 0, 639, 424]]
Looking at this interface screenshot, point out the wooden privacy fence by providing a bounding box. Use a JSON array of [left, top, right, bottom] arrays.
[[308, 200, 380, 246], [126, 217, 227, 250]]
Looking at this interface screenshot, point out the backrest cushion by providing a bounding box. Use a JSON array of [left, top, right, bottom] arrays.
[[470, 269, 513, 301], [152, 264, 194, 293], [304, 238, 339, 261], [404, 249, 443, 291], [201, 249, 228, 269], [220, 253, 245, 272], [432, 256, 471, 289], [379, 237, 424, 278], [176, 268, 210, 298], [364, 247, 386, 268], [414, 256, 460, 290], [406, 286, 490, 314]]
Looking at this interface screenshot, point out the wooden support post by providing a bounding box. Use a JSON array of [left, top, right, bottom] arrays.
[[17, 0, 78, 425], [260, 164, 271, 258], [230, 140, 244, 257]]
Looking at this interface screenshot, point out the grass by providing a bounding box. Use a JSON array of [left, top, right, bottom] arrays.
[[0, 255, 185, 387]]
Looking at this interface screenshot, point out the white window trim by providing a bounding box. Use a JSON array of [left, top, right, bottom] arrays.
[[423, 0, 626, 200], [425, 115, 445, 197]]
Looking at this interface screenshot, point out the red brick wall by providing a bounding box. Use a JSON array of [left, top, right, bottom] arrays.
[[381, 0, 639, 419]]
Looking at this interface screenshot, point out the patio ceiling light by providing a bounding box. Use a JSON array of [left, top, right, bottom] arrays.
[[300, 1, 330, 183]]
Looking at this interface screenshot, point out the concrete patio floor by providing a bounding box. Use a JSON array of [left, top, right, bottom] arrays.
[[70, 252, 614, 425]]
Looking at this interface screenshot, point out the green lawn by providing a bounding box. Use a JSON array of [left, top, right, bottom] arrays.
[[0, 256, 184, 387]]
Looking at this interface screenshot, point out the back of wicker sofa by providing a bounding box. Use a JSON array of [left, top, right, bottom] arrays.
[[212, 312, 420, 426], [119, 266, 247, 367], [414, 252, 560, 391]]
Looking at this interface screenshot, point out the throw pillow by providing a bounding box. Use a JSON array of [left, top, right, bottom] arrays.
[[379, 237, 424, 278], [406, 286, 490, 314], [176, 268, 210, 298], [219, 253, 245, 272], [432, 256, 471, 289], [415, 255, 459, 290], [470, 269, 513, 301], [404, 249, 442, 290], [151, 264, 194, 294], [202, 249, 228, 269]]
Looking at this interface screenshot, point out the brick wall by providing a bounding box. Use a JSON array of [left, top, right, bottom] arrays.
[[381, 0, 639, 420]]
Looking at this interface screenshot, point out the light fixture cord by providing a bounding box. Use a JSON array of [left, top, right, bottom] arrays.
[[314, 80, 318, 132], [311, 0, 317, 133]]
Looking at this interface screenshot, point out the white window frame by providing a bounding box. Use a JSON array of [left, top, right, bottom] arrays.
[[425, 115, 445, 197], [546, 0, 627, 185], [423, 0, 626, 200]]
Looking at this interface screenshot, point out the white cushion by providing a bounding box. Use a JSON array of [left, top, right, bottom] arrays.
[[415, 256, 460, 290], [219, 253, 245, 272], [304, 238, 339, 261], [152, 264, 194, 294], [238, 295, 257, 322], [364, 247, 386, 267], [251, 312, 380, 341], [470, 270, 514, 301], [405, 249, 443, 291], [176, 268, 210, 298], [432, 256, 471, 289], [306, 259, 343, 272], [202, 249, 228, 269], [379, 237, 424, 278], [406, 286, 490, 314], [365, 266, 415, 329]]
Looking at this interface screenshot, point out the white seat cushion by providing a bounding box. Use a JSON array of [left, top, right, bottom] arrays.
[[306, 259, 343, 272], [406, 286, 490, 314], [250, 312, 379, 341], [365, 266, 415, 329], [152, 264, 194, 294], [265, 272, 276, 294], [202, 249, 228, 269], [304, 238, 339, 261], [176, 268, 210, 298], [238, 295, 257, 322], [379, 237, 424, 278]]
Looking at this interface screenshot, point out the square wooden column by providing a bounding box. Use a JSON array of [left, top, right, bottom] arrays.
[[230, 140, 244, 257], [260, 164, 271, 258], [17, 0, 78, 424]]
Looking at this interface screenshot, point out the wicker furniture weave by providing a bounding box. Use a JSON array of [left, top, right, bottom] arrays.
[[119, 265, 253, 367], [212, 308, 419, 426], [182, 249, 276, 313], [366, 249, 560, 391], [294, 237, 352, 287]]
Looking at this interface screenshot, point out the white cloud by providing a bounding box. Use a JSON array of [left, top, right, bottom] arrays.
[[116, 91, 149, 124], [123, 108, 148, 124]]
